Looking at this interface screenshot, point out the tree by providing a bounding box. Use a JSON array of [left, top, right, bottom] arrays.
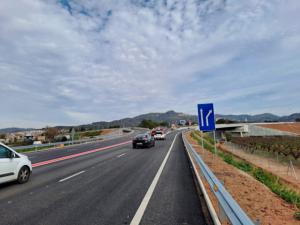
[[109, 125, 121, 128], [61, 136, 68, 142], [45, 127, 59, 141], [79, 127, 86, 132], [138, 120, 159, 129], [216, 119, 236, 124], [159, 121, 169, 127], [296, 118, 300, 122]]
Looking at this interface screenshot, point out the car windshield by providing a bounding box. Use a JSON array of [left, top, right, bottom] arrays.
[[135, 135, 144, 138]]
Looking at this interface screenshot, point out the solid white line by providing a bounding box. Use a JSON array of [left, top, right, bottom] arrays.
[[58, 171, 85, 183], [184, 138, 221, 225], [130, 133, 178, 225], [117, 153, 126, 158]]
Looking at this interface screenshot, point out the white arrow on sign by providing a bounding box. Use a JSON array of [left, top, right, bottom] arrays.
[[205, 110, 212, 127], [200, 109, 213, 127], [200, 109, 204, 127]]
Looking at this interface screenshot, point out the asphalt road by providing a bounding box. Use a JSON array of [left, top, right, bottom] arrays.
[[0, 131, 211, 225]]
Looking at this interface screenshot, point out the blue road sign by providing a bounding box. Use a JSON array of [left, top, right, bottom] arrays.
[[197, 103, 215, 131]]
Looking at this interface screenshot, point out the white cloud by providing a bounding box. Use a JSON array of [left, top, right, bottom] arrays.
[[0, 0, 300, 128]]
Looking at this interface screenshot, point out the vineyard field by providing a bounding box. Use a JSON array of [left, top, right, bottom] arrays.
[[231, 136, 300, 160]]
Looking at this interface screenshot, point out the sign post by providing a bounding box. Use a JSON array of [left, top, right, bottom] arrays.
[[201, 131, 204, 153], [71, 128, 75, 145], [197, 103, 216, 156]]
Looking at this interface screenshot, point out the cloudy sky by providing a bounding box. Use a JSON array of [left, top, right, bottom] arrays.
[[0, 0, 299, 128]]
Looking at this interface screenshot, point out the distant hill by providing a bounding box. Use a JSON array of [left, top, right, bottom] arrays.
[[215, 113, 281, 123], [78, 110, 197, 130], [1, 111, 300, 133], [215, 113, 300, 123], [71, 111, 300, 130], [279, 113, 300, 122], [0, 127, 34, 134]]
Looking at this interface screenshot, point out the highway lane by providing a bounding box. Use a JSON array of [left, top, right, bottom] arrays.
[[25, 129, 141, 164], [140, 133, 211, 225], [0, 131, 210, 225]]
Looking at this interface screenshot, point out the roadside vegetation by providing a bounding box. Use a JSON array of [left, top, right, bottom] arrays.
[[16, 145, 56, 153], [138, 119, 169, 129], [216, 118, 237, 124], [190, 131, 300, 216], [77, 130, 103, 139], [15, 129, 108, 153]]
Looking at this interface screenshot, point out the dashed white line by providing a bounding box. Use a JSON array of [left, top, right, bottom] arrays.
[[130, 133, 178, 225], [58, 171, 86, 183], [117, 153, 127, 158]]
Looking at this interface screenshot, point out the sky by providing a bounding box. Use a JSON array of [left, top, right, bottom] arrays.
[[0, 0, 300, 128]]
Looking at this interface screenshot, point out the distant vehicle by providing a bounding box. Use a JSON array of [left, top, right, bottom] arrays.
[[154, 130, 166, 140], [151, 127, 165, 136], [33, 141, 42, 145], [151, 130, 157, 136], [0, 142, 32, 184], [132, 133, 155, 148], [179, 120, 186, 125]]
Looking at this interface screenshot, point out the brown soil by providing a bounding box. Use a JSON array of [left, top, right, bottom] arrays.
[[185, 132, 300, 225], [100, 129, 114, 135], [258, 123, 300, 135]]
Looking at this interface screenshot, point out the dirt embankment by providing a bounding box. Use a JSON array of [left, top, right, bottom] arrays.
[[258, 123, 300, 135], [100, 129, 115, 135], [185, 132, 299, 225]]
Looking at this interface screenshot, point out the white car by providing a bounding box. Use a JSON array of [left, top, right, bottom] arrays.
[[0, 142, 32, 184], [154, 131, 166, 140]]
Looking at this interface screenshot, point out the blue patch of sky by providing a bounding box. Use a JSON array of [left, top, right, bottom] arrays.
[[130, 0, 159, 9], [58, 0, 112, 32], [58, 0, 73, 14]]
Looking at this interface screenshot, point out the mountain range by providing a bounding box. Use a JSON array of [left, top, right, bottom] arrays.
[[1, 111, 299, 133]]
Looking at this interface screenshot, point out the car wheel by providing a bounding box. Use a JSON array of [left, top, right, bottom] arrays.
[[17, 166, 30, 184], [132, 144, 136, 149]]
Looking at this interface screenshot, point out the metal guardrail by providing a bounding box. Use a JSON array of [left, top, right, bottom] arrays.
[[12, 129, 134, 151], [182, 133, 256, 225]]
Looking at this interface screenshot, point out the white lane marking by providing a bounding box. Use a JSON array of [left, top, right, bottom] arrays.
[[130, 133, 178, 225], [58, 171, 86, 183], [117, 153, 126, 158]]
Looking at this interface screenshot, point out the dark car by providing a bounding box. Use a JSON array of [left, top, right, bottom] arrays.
[[132, 133, 155, 148]]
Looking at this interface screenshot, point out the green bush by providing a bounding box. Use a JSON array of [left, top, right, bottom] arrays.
[[253, 168, 300, 208], [204, 134, 215, 145], [138, 119, 169, 129], [223, 154, 233, 164], [236, 162, 253, 172]]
